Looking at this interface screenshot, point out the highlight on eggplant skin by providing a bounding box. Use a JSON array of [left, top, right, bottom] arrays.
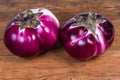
[[60, 12, 114, 60], [4, 8, 60, 58]]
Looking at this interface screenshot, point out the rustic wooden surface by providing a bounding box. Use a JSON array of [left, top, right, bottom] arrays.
[[0, 0, 120, 80]]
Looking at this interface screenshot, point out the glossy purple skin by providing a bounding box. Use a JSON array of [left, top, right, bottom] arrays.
[[4, 8, 60, 57], [60, 12, 114, 60]]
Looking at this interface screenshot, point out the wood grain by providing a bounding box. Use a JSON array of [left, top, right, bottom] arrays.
[[0, 0, 120, 80]]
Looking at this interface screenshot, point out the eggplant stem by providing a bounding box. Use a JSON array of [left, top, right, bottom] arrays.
[[15, 9, 43, 29], [75, 12, 103, 34]]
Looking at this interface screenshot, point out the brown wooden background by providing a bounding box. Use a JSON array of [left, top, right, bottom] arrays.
[[0, 0, 120, 80]]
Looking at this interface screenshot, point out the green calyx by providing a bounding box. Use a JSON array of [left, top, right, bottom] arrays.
[[15, 9, 43, 29], [74, 12, 103, 34]]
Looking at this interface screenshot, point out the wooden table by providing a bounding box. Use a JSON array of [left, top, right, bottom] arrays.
[[0, 0, 120, 80]]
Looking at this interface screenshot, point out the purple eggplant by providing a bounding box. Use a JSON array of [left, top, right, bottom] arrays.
[[60, 12, 114, 60], [4, 8, 60, 57]]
